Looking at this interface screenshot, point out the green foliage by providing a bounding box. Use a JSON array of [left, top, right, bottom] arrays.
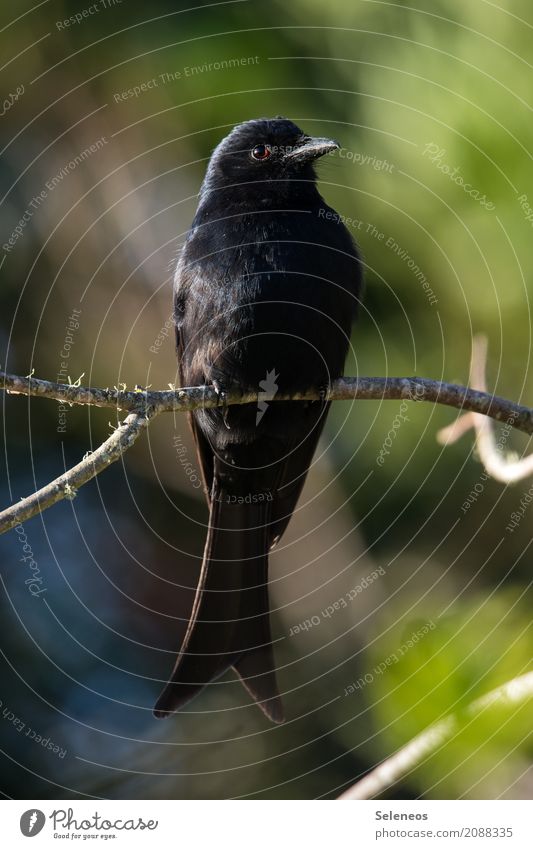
[[368, 590, 533, 797]]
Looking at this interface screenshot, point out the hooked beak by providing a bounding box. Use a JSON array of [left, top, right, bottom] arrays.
[[284, 136, 340, 163]]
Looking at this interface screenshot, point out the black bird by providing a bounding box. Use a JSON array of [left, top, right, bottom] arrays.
[[154, 117, 362, 723]]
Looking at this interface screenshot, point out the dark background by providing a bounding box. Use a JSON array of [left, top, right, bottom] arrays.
[[1, 0, 532, 799]]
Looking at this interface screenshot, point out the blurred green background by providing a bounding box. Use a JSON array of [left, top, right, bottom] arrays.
[[1, 0, 532, 800]]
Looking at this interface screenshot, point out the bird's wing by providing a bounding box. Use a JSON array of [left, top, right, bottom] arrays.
[[175, 266, 214, 505], [268, 400, 329, 548]]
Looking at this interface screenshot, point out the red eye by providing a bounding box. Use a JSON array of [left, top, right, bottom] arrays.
[[251, 144, 271, 161]]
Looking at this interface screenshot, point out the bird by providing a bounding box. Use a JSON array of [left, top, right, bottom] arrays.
[[154, 117, 362, 723]]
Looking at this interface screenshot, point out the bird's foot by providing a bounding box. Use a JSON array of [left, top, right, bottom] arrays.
[[212, 379, 225, 402], [319, 384, 330, 403], [212, 380, 231, 429]]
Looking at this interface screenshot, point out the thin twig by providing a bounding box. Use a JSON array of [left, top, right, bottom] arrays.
[[437, 336, 533, 482], [2, 365, 533, 535], [0, 411, 153, 534], [338, 670, 533, 800], [3, 371, 533, 433]]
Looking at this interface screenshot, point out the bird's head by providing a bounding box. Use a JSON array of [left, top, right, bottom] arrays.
[[200, 117, 339, 202]]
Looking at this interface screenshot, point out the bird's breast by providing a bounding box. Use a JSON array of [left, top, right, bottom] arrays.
[[180, 207, 359, 392]]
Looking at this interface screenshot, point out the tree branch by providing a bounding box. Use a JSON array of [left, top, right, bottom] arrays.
[[338, 670, 533, 800], [0, 410, 152, 534], [2, 362, 533, 534], [3, 370, 533, 432]]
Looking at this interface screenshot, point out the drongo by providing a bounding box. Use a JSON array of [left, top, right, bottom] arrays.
[[154, 117, 362, 723]]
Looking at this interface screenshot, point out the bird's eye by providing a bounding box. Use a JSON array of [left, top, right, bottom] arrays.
[[251, 144, 271, 161]]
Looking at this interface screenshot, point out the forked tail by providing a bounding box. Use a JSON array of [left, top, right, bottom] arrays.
[[154, 481, 284, 723]]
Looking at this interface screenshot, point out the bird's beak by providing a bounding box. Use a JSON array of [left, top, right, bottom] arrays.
[[284, 136, 340, 163]]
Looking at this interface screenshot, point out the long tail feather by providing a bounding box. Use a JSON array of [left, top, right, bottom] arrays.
[[154, 482, 283, 722]]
